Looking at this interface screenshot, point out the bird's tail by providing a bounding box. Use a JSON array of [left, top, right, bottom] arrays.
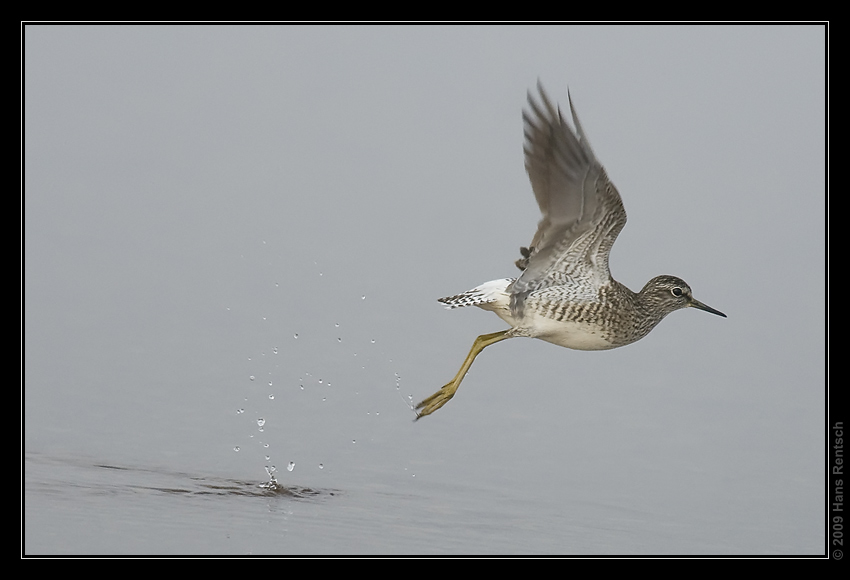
[[437, 278, 514, 310]]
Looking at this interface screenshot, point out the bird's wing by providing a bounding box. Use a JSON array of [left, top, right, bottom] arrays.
[[511, 82, 627, 315]]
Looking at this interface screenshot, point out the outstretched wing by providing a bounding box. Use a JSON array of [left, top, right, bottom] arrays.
[[511, 82, 627, 316]]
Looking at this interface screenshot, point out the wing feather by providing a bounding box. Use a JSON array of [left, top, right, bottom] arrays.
[[511, 82, 627, 316]]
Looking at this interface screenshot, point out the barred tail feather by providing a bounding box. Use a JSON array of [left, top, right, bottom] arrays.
[[437, 278, 514, 310]]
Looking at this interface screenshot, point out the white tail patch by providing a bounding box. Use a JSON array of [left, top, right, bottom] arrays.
[[437, 278, 514, 310]]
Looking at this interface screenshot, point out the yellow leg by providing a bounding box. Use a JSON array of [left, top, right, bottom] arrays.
[[415, 330, 511, 419]]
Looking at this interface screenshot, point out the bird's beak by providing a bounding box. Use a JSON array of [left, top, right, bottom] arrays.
[[689, 298, 727, 318]]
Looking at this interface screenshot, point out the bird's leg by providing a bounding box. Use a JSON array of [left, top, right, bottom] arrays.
[[415, 330, 511, 419]]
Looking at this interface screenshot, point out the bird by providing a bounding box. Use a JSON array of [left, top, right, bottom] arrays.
[[414, 82, 726, 419]]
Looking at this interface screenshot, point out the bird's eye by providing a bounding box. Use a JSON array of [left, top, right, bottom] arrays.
[[671, 287, 683, 297]]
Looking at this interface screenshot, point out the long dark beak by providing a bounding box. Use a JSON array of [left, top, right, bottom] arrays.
[[690, 298, 727, 318]]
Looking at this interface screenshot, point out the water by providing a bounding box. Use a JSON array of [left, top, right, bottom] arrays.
[[25, 438, 821, 555], [26, 451, 573, 555]]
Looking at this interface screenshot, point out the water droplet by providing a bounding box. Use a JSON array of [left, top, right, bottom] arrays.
[[257, 418, 265, 427], [337, 337, 342, 342], [249, 375, 255, 381], [335, 323, 340, 328], [361, 295, 366, 300], [318, 378, 323, 384], [233, 446, 240, 452], [318, 463, 324, 469], [268, 394, 274, 400], [371, 339, 376, 344], [273, 347, 278, 354], [352, 439, 356, 444], [236, 408, 244, 414], [294, 333, 299, 339], [287, 461, 295, 472]]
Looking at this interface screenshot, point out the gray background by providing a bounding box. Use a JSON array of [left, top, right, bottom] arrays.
[[24, 25, 825, 555]]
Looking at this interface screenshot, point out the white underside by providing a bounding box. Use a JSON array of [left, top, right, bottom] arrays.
[[455, 278, 616, 351]]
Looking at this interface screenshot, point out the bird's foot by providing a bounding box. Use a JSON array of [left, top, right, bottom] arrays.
[[414, 380, 459, 420]]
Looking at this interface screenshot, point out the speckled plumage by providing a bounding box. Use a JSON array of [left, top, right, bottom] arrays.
[[415, 83, 726, 419]]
